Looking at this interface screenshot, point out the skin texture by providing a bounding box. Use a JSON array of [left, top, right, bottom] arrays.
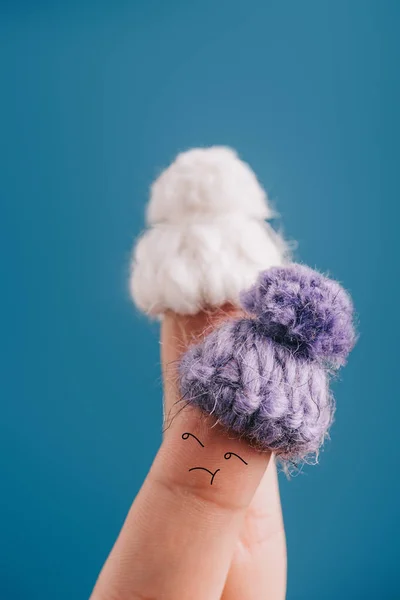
[[91, 306, 287, 600]]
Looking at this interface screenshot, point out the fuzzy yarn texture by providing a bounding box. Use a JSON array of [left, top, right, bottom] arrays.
[[179, 264, 356, 461], [130, 146, 289, 315]]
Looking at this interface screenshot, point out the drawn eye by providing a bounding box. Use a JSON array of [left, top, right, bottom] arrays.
[[224, 452, 248, 465], [182, 432, 205, 447]]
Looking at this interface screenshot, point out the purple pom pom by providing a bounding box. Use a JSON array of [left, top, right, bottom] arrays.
[[240, 264, 356, 368]]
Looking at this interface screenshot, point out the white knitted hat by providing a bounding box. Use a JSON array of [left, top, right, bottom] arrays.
[[130, 146, 289, 315]]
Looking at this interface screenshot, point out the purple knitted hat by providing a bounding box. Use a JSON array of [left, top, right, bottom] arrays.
[[179, 264, 356, 461]]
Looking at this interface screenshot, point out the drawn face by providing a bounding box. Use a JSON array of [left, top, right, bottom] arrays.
[[181, 432, 248, 485]]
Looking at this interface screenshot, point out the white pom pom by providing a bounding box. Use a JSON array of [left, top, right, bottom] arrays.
[[147, 146, 271, 224], [130, 147, 289, 316]]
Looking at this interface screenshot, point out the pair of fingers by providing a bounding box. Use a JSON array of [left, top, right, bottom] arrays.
[[91, 307, 287, 600]]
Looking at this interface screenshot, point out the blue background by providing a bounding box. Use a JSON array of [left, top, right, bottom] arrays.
[[1, 1, 399, 598]]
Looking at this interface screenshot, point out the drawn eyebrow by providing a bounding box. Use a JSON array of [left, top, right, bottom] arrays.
[[224, 452, 248, 465], [181, 432, 205, 447]]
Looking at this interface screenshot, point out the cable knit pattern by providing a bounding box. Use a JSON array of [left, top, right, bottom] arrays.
[[179, 264, 356, 461]]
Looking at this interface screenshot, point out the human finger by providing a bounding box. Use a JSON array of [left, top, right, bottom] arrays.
[[91, 404, 270, 600], [161, 308, 287, 600]]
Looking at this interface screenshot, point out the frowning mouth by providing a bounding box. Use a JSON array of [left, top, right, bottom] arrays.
[[188, 467, 220, 486]]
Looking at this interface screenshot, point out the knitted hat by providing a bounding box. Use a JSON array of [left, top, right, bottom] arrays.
[[130, 147, 289, 315], [179, 264, 356, 461]]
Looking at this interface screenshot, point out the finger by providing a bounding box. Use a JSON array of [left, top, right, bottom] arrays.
[[91, 407, 271, 600], [161, 308, 287, 600], [222, 459, 287, 600]]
